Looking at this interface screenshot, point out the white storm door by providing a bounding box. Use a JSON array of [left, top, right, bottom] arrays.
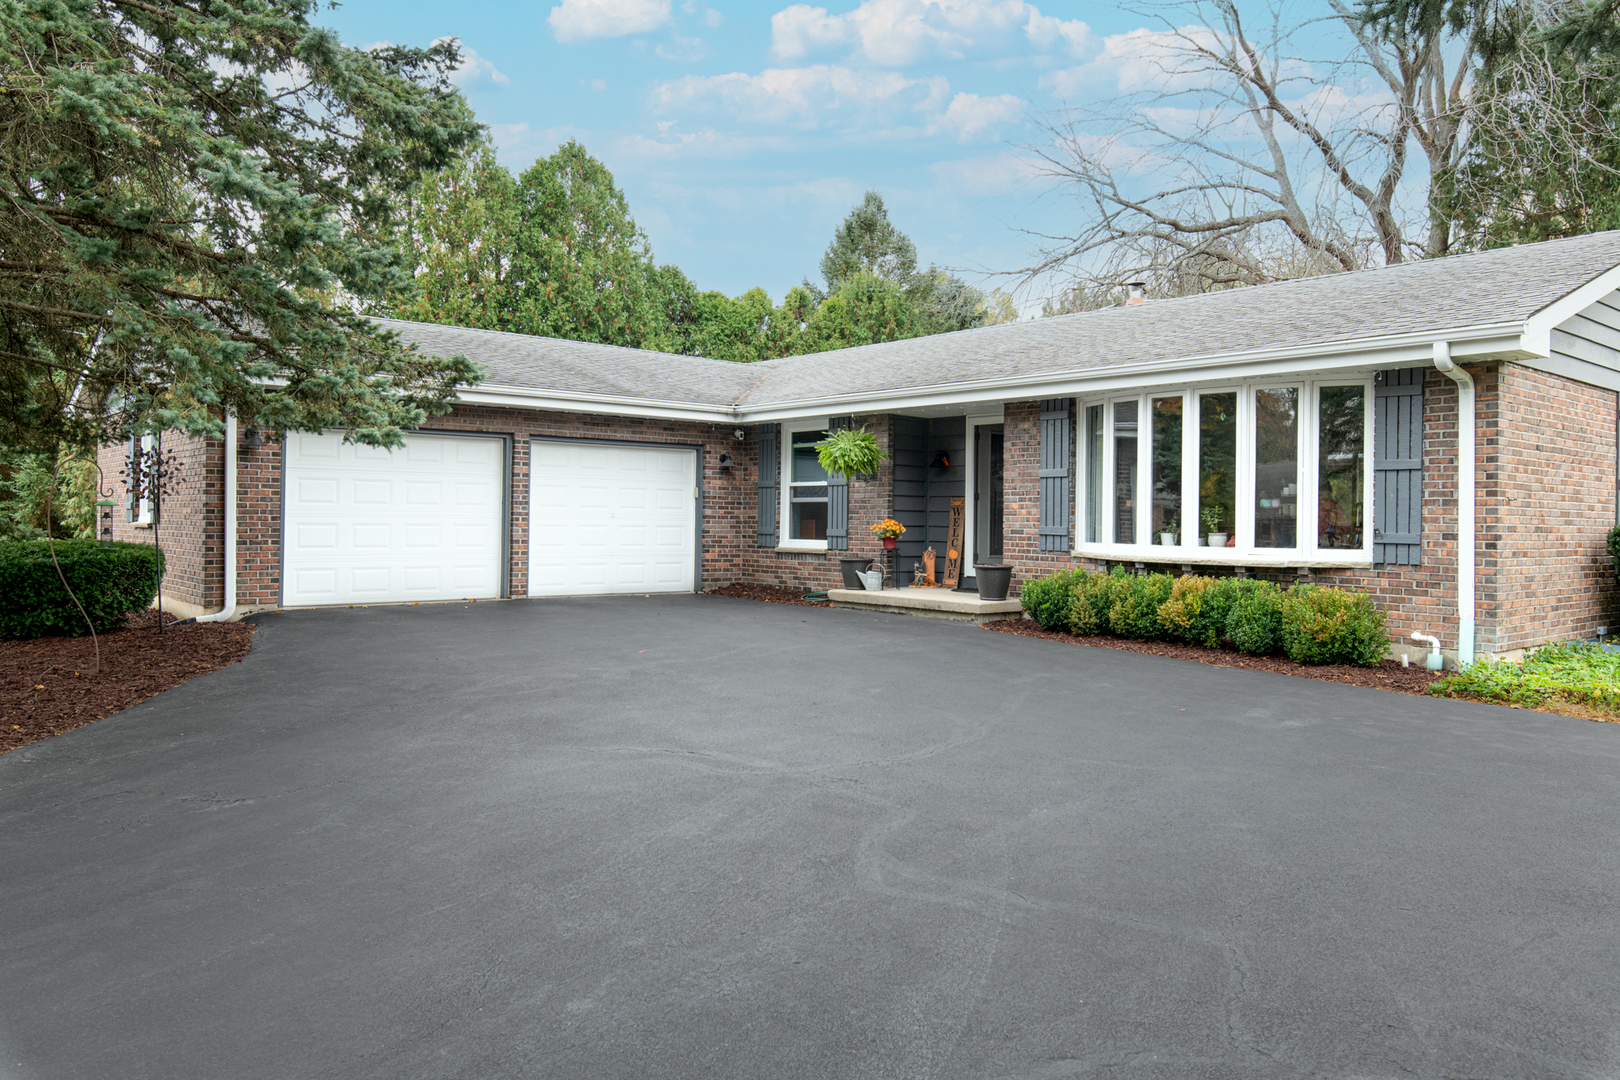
[[283, 431, 504, 606], [527, 440, 697, 597]]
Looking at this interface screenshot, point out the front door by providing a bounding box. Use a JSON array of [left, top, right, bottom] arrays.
[[974, 424, 1004, 565]]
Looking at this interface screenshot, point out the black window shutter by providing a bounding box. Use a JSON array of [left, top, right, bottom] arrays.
[[825, 416, 853, 551], [756, 423, 779, 547], [1374, 369, 1424, 565], [1038, 399, 1073, 553]]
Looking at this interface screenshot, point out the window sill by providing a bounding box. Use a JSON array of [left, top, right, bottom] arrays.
[[775, 544, 828, 554], [1072, 544, 1372, 569]]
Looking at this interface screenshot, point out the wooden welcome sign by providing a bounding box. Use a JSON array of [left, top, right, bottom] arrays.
[[943, 498, 965, 587]]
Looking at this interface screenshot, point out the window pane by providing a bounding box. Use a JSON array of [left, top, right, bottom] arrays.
[[1318, 386, 1365, 549], [791, 500, 827, 540], [791, 430, 828, 483], [1199, 392, 1237, 544], [789, 485, 828, 501], [1151, 396, 1181, 544], [1113, 400, 1138, 544], [1085, 405, 1102, 543], [1254, 387, 1299, 549]]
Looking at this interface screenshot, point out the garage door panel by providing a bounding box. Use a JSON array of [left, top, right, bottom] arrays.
[[528, 441, 695, 597], [283, 432, 504, 607], [352, 480, 391, 505], [351, 524, 390, 550]]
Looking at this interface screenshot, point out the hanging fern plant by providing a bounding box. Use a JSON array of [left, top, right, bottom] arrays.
[[816, 427, 885, 480]]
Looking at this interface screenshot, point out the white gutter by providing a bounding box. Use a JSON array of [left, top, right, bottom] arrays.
[[196, 411, 237, 623], [1432, 342, 1474, 666]]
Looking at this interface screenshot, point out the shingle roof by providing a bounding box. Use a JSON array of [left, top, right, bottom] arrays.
[[380, 229, 1620, 414], [372, 318, 761, 408]]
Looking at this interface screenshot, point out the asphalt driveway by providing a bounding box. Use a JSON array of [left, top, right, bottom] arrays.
[[2, 595, 1618, 1080]]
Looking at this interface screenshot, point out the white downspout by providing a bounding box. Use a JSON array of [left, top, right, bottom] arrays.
[[1432, 342, 1474, 666], [197, 411, 237, 623]]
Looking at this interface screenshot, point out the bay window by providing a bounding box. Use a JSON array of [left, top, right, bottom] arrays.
[[1077, 379, 1371, 561]]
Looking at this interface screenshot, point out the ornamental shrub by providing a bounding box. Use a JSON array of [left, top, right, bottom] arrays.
[[0, 539, 163, 639], [1157, 575, 1215, 643], [1019, 567, 1082, 630], [1189, 576, 1243, 647], [1225, 579, 1285, 656], [1278, 585, 1389, 666], [1109, 571, 1175, 640], [1070, 567, 1123, 635]]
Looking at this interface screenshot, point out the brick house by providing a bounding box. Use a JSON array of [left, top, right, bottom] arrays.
[[101, 230, 1620, 664]]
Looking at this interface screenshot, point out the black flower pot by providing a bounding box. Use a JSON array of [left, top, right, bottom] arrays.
[[839, 557, 875, 589], [974, 564, 1013, 602]]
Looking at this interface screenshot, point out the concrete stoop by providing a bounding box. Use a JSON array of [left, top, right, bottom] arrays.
[[825, 587, 1025, 623]]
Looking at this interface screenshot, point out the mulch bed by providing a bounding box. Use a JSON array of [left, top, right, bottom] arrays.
[[982, 619, 1446, 695], [707, 582, 833, 607], [707, 583, 1445, 696], [2, 610, 255, 755]]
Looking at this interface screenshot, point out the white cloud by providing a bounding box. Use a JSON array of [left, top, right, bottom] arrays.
[[487, 122, 590, 168], [940, 91, 1022, 141], [1041, 24, 1290, 97], [930, 151, 1042, 195], [769, 0, 1092, 66], [616, 128, 792, 159], [548, 0, 672, 42], [656, 35, 709, 61], [653, 65, 948, 127], [430, 37, 510, 88]]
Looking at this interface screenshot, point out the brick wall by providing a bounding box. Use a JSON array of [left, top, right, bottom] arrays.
[[1484, 363, 1618, 651], [732, 415, 897, 592], [97, 430, 223, 610]]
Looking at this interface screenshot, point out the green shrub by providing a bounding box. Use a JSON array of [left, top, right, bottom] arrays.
[[0, 539, 163, 639], [1188, 576, 1242, 647], [1020, 567, 1082, 630], [1157, 575, 1214, 643], [1109, 571, 1175, 640], [1070, 567, 1124, 636], [1225, 579, 1284, 655], [1432, 641, 1620, 715], [1278, 586, 1389, 666]]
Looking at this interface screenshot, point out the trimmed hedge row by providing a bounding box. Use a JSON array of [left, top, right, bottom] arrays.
[[0, 539, 163, 639], [1020, 566, 1389, 667]]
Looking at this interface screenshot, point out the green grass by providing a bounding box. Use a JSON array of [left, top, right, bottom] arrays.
[[1430, 641, 1620, 717]]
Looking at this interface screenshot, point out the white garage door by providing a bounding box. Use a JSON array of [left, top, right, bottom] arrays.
[[528, 440, 697, 597], [283, 431, 505, 607]]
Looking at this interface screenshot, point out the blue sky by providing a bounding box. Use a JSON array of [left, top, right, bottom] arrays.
[[321, 0, 1177, 307]]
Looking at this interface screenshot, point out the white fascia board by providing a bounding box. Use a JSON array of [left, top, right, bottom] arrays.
[[733, 324, 1527, 423], [456, 384, 738, 423], [1522, 263, 1620, 356]]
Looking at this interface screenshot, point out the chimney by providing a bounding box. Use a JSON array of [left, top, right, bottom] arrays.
[[1125, 282, 1147, 305]]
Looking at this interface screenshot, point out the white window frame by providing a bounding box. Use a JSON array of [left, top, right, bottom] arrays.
[[130, 433, 154, 525], [962, 407, 1007, 570], [1075, 377, 1374, 567], [779, 417, 832, 551]]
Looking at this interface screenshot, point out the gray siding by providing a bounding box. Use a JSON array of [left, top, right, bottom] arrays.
[[888, 416, 965, 583], [927, 417, 967, 582], [1551, 289, 1620, 368], [891, 416, 930, 578]]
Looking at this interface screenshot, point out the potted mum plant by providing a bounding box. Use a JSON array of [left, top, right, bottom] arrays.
[[817, 426, 888, 588], [870, 518, 905, 550]]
